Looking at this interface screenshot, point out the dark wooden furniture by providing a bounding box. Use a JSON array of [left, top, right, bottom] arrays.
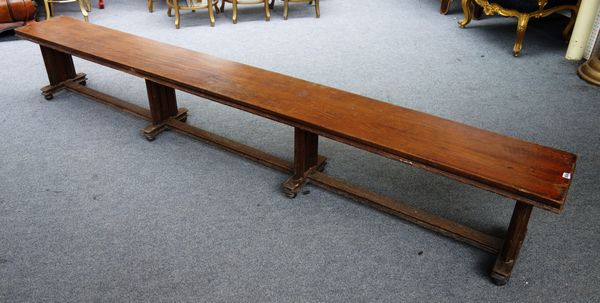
[[16, 16, 577, 285]]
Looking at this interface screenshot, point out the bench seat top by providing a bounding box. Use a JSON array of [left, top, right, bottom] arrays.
[[16, 17, 577, 213]]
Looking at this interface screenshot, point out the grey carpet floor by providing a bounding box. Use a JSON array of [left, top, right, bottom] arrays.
[[1, 0, 599, 302]]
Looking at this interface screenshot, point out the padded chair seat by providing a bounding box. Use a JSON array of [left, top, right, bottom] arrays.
[[489, 0, 578, 13]]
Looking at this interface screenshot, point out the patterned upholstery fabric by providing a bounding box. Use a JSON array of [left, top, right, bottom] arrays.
[[488, 0, 578, 13]]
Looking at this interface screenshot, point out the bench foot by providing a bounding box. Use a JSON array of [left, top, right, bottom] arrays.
[[143, 79, 188, 140], [39, 45, 85, 99], [40, 73, 87, 100], [282, 156, 326, 198], [490, 201, 532, 285], [143, 108, 188, 141], [282, 128, 328, 198]]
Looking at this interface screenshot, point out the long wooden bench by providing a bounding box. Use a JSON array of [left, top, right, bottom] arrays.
[[16, 16, 577, 285]]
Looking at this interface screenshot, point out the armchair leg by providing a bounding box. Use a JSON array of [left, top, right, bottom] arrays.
[[283, 0, 289, 20], [77, 0, 89, 22], [174, 0, 181, 29], [315, 0, 319, 18], [208, 0, 215, 26], [264, 0, 270, 21], [513, 14, 530, 57], [440, 0, 452, 15], [232, 0, 238, 23], [43, 0, 52, 20], [458, 0, 473, 28], [148, 0, 153, 12]]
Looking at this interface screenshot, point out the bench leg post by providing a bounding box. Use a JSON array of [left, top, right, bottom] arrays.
[[39, 46, 86, 100], [282, 128, 324, 198], [143, 79, 188, 141], [491, 201, 533, 285]]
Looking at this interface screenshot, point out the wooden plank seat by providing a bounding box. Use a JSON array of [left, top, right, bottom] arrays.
[[16, 16, 577, 285]]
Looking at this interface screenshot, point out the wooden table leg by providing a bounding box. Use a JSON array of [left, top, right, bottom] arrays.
[[39, 45, 86, 100], [143, 79, 188, 141], [283, 128, 324, 198], [491, 201, 533, 285]]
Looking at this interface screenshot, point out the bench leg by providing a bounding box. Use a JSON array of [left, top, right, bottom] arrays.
[[491, 201, 533, 285], [283, 128, 326, 198], [143, 79, 188, 141], [39, 46, 87, 100]]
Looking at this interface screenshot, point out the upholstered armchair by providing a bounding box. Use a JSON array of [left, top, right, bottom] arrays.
[[458, 0, 580, 56]]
